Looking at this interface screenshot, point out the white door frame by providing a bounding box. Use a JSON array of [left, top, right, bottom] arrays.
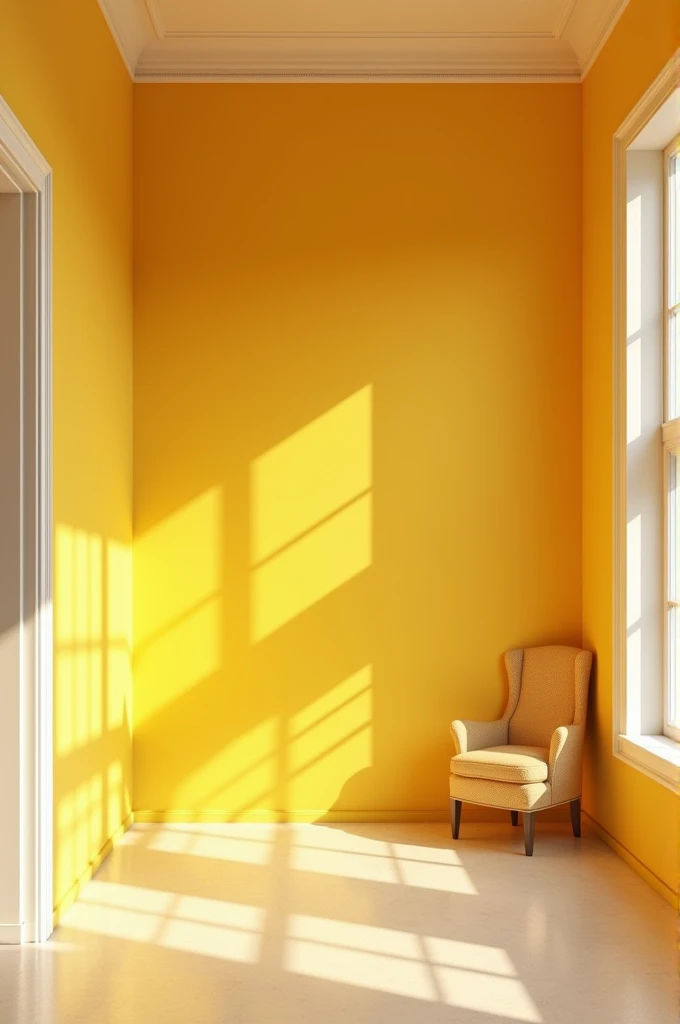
[[0, 95, 53, 943]]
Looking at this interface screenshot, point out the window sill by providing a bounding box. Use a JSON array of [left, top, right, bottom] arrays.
[[616, 734, 680, 793]]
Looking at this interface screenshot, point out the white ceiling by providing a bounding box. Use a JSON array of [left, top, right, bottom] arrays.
[[98, 0, 631, 81]]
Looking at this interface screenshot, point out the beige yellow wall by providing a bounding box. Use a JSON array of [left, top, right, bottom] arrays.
[[582, 0, 680, 901], [133, 84, 583, 821], [0, 2, 134, 911], [1, 0, 674, 908]]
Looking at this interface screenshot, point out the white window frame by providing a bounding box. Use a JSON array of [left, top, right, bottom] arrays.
[[613, 52, 680, 793], [663, 137, 680, 743]]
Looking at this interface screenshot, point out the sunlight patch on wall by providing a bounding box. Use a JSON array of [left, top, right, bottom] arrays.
[[55, 528, 132, 758], [135, 488, 223, 642], [169, 717, 279, 812], [107, 761, 123, 838], [250, 388, 372, 642], [251, 387, 372, 563], [53, 524, 132, 908], [251, 496, 371, 642], [55, 529, 104, 757], [107, 540, 132, 735], [55, 773, 105, 904], [285, 666, 372, 809], [134, 487, 223, 726], [134, 599, 222, 727]]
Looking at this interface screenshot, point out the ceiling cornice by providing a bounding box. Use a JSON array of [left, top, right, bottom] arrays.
[[561, 0, 631, 79], [97, 0, 155, 77], [97, 0, 632, 83]]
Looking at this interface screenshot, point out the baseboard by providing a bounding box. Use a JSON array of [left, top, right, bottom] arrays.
[[133, 809, 450, 824], [0, 923, 23, 944], [52, 812, 134, 928], [582, 810, 679, 909]]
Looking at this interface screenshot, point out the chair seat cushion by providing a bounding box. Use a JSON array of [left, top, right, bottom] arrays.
[[450, 745, 549, 784]]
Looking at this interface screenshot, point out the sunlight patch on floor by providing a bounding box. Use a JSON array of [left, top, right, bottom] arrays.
[[289, 826, 477, 894], [285, 915, 540, 1021], [64, 880, 265, 964]]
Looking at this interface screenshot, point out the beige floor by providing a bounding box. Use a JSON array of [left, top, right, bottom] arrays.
[[0, 822, 677, 1023]]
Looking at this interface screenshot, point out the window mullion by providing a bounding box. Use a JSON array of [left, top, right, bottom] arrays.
[[661, 417, 680, 450]]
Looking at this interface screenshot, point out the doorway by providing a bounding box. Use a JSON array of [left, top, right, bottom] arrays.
[[0, 96, 53, 943]]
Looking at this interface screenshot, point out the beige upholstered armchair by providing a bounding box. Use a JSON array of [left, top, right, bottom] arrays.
[[449, 645, 592, 855]]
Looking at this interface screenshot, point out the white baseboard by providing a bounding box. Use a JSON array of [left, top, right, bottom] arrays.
[[0, 922, 23, 944]]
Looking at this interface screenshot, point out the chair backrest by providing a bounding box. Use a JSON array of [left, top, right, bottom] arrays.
[[507, 645, 592, 748]]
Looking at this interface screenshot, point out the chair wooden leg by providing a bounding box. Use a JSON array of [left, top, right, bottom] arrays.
[[510, 810, 519, 827], [451, 799, 462, 840], [523, 812, 535, 856], [570, 798, 581, 838]]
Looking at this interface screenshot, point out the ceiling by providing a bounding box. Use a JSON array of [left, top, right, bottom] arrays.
[[98, 0, 631, 81]]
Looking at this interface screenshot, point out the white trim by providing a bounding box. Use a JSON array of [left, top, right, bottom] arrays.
[[134, 72, 583, 84], [554, 0, 578, 41], [663, 138, 680, 741], [578, 0, 631, 80], [132, 40, 582, 82], [95, 0, 154, 78], [612, 52, 680, 795], [0, 95, 53, 944], [158, 30, 558, 41], [95, 0, 629, 83], [661, 419, 680, 449], [144, 0, 166, 40], [35, 168, 53, 945], [133, 71, 582, 84], [618, 734, 680, 790]]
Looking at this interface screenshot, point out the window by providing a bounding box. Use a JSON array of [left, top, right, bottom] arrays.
[[663, 139, 680, 741], [613, 66, 680, 793]]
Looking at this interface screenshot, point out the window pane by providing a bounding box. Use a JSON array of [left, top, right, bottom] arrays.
[[669, 453, 680, 727], [671, 311, 679, 421], [669, 604, 680, 727]]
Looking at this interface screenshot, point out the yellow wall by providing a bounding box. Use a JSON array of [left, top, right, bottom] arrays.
[[0, 0, 675, 913], [0, 2, 134, 911], [133, 84, 583, 821], [582, 0, 680, 901]]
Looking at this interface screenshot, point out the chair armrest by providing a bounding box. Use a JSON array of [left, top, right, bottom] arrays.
[[450, 719, 509, 756], [548, 724, 585, 804]]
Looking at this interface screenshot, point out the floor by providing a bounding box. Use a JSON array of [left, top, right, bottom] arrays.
[[0, 822, 677, 1024]]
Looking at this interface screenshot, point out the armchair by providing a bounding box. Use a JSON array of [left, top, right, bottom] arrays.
[[449, 645, 592, 855]]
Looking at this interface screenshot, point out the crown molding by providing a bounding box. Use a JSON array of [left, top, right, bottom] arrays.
[[96, 0, 632, 83], [133, 34, 581, 82], [553, 0, 578, 41], [581, 0, 630, 78], [144, 0, 166, 39], [97, 0, 155, 76], [562, 0, 630, 79]]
